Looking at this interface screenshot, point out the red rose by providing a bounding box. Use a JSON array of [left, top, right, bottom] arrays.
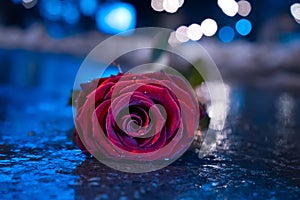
[[75, 72, 201, 162]]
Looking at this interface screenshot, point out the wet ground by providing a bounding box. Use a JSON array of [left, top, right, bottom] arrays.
[[0, 50, 299, 199]]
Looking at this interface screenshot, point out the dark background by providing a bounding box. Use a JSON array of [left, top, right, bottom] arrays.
[[0, 1, 299, 199]]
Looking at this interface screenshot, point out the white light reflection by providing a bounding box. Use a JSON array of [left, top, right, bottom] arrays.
[[195, 130, 217, 157], [196, 83, 230, 131], [187, 23, 203, 41], [275, 93, 295, 126], [175, 25, 189, 42], [22, 0, 37, 9], [291, 3, 300, 21], [237, 0, 251, 17], [195, 83, 231, 157], [201, 18, 218, 37], [151, 0, 164, 12], [218, 0, 238, 17]]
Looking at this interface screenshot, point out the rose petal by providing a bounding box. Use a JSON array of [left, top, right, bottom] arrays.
[[75, 72, 200, 160]]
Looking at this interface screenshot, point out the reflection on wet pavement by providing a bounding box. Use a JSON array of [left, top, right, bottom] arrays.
[[0, 50, 299, 199]]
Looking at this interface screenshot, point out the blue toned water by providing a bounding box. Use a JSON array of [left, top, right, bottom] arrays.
[[0, 50, 299, 199]]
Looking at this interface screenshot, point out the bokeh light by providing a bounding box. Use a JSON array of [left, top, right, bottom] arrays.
[[290, 3, 300, 21], [235, 19, 252, 36], [22, 0, 38, 9], [96, 3, 136, 34], [237, 0, 251, 17], [62, 2, 80, 24], [163, 0, 180, 13], [218, 0, 239, 17], [79, 0, 98, 16], [151, 0, 164, 12], [11, 0, 22, 4], [39, 0, 63, 21], [39, 0, 80, 24], [168, 31, 180, 46], [151, 0, 184, 13], [178, 0, 185, 7], [218, 26, 235, 43], [175, 25, 189, 42], [201, 18, 218, 37], [187, 23, 203, 41]]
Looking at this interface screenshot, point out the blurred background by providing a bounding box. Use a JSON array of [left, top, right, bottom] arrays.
[[0, 1, 300, 199], [0, 0, 300, 90]]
